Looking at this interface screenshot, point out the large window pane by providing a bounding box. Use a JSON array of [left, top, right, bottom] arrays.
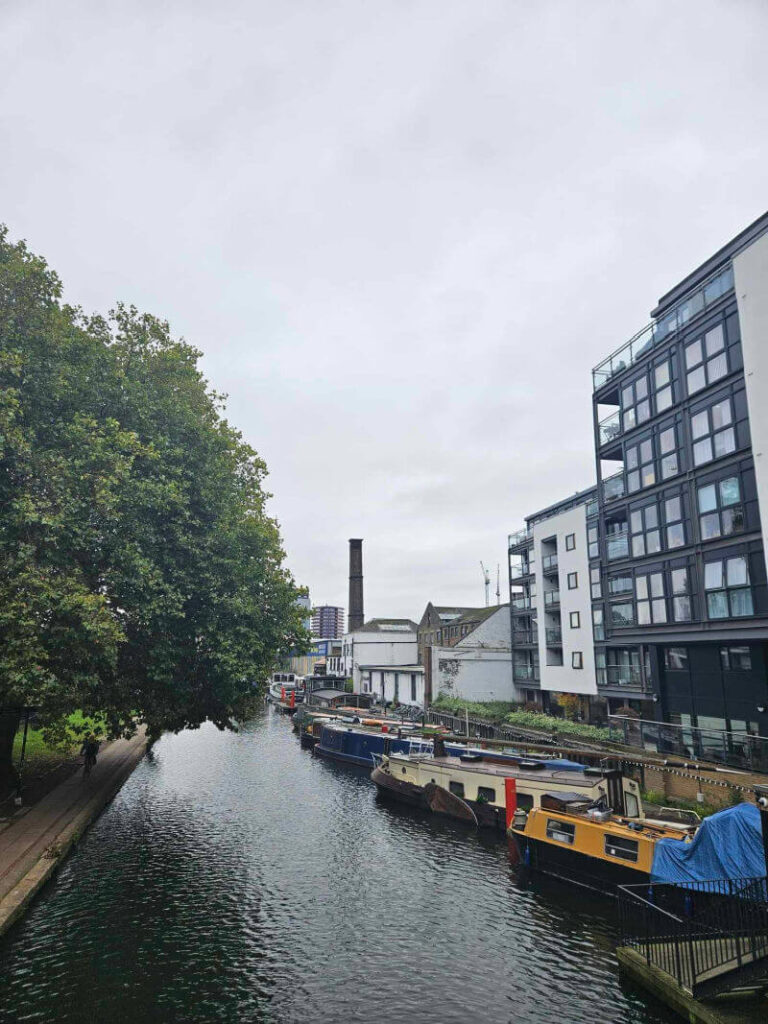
[[726, 556, 748, 586], [707, 591, 728, 618], [661, 454, 678, 478], [694, 438, 713, 466], [655, 362, 670, 387], [700, 512, 720, 540], [673, 596, 691, 621], [712, 400, 732, 429], [656, 386, 673, 412], [660, 428, 675, 454], [729, 588, 754, 617], [652, 599, 667, 622], [646, 530, 661, 553], [705, 562, 724, 589], [685, 339, 702, 368], [721, 507, 744, 535], [713, 427, 736, 458], [671, 569, 688, 594], [645, 506, 659, 529], [698, 484, 717, 513], [667, 523, 685, 548], [665, 497, 681, 522], [705, 324, 724, 356], [719, 477, 740, 506], [691, 410, 709, 439], [707, 352, 727, 382], [687, 367, 706, 393]]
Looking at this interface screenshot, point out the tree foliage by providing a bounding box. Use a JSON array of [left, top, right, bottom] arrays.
[[0, 226, 308, 787]]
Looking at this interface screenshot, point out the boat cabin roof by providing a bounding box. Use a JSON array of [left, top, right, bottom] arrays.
[[389, 753, 608, 786]]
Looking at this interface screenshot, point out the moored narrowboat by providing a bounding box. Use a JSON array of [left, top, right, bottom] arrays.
[[507, 792, 695, 890]]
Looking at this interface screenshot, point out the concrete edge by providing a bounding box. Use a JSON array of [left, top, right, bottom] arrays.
[[0, 737, 148, 938], [617, 946, 727, 1024]]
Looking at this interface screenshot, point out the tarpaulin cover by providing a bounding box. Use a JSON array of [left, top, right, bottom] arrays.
[[651, 803, 765, 885], [542, 758, 585, 771]]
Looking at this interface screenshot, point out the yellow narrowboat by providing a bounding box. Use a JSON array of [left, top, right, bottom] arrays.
[[508, 791, 695, 891]]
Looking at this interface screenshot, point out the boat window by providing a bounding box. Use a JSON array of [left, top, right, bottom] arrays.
[[546, 819, 576, 845], [604, 835, 639, 862], [624, 792, 640, 818], [449, 781, 465, 798], [517, 794, 534, 812], [477, 787, 495, 803]]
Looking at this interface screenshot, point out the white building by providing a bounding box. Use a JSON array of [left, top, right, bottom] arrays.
[[343, 618, 419, 695], [430, 605, 514, 703], [359, 665, 425, 707]]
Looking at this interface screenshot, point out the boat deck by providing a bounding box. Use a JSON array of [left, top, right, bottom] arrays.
[[389, 753, 599, 785]]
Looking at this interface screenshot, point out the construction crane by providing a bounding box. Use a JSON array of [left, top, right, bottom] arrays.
[[480, 561, 490, 607]]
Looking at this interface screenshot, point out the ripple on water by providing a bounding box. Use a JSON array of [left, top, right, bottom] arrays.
[[0, 712, 680, 1024]]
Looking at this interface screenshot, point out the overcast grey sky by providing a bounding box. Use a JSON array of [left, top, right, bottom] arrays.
[[2, 1, 767, 620]]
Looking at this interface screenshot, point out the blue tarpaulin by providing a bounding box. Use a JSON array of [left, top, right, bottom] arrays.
[[651, 803, 765, 884]]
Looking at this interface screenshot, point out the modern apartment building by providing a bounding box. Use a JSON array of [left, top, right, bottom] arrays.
[[509, 487, 600, 709], [311, 605, 345, 639], [510, 211, 768, 736], [591, 211, 768, 737]]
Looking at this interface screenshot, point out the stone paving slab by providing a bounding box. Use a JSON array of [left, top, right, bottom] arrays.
[[0, 730, 147, 936]]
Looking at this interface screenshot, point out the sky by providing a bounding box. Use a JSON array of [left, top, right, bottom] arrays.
[[2, 0, 767, 622]]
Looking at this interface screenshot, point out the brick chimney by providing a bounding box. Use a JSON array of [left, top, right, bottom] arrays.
[[348, 539, 364, 631]]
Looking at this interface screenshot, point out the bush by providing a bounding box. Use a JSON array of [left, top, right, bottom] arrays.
[[430, 697, 612, 740], [612, 705, 641, 719]]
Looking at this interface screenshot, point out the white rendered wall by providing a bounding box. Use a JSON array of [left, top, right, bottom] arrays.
[[343, 631, 418, 692], [431, 645, 517, 702], [377, 669, 425, 707], [533, 504, 597, 695], [734, 234, 768, 579]]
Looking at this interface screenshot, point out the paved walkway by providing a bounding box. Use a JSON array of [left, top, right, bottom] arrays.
[[0, 730, 147, 935]]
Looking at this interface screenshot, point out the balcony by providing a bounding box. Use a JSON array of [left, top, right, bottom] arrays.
[[511, 593, 532, 611], [592, 264, 734, 391], [598, 410, 621, 447], [603, 471, 625, 503], [508, 527, 532, 550], [544, 590, 560, 609], [541, 554, 558, 576], [513, 664, 538, 682], [513, 630, 536, 645], [545, 627, 562, 645], [598, 665, 643, 687], [606, 532, 629, 560], [509, 562, 532, 582]]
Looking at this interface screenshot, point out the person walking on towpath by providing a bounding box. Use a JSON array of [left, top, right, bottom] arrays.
[[80, 734, 100, 778]]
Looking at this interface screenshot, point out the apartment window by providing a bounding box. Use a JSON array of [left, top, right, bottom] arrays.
[[697, 476, 744, 541], [567, 571, 578, 590], [659, 424, 680, 480], [630, 504, 660, 558], [665, 647, 688, 671], [590, 566, 602, 599], [621, 374, 650, 432], [572, 651, 583, 669], [671, 567, 692, 622], [654, 359, 673, 413], [626, 438, 654, 493], [685, 323, 728, 395], [588, 525, 599, 559], [592, 607, 604, 641], [691, 397, 736, 467], [636, 572, 666, 625], [569, 611, 580, 628], [705, 556, 753, 619], [664, 495, 685, 549], [565, 533, 576, 551], [410, 673, 417, 701], [610, 602, 634, 627], [720, 646, 752, 670], [608, 573, 633, 595]]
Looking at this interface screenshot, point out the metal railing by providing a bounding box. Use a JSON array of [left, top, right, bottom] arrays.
[[508, 527, 532, 549], [544, 590, 560, 607], [545, 628, 562, 645], [609, 716, 768, 771], [598, 410, 621, 447], [511, 594, 532, 611], [618, 876, 768, 997], [593, 264, 734, 391]]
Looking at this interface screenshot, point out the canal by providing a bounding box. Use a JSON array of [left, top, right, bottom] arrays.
[[0, 710, 678, 1024]]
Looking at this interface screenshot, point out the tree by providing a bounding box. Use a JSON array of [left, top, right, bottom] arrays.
[[0, 227, 308, 794], [553, 692, 581, 721]]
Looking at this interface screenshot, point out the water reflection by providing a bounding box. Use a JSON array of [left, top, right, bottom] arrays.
[[0, 711, 677, 1024]]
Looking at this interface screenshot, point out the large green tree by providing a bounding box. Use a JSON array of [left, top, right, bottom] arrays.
[[0, 227, 307, 792]]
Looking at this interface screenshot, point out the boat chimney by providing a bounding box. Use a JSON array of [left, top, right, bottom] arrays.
[[348, 539, 364, 631]]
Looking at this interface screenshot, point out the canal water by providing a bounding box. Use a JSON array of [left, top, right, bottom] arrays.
[[0, 710, 678, 1024]]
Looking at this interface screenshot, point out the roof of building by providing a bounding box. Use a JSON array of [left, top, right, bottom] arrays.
[[358, 664, 424, 672], [355, 618, 418, 633]]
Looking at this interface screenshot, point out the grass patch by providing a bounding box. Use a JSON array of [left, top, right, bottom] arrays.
[[431, 697, 517, 723], [642, 788, 738, 819]]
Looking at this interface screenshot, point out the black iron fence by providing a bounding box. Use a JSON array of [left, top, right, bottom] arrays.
[[618, 876, 768, 997], [609, 716, 768, 772]]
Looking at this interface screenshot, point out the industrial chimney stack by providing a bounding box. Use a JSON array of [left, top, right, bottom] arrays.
[[348, 539, 364, 631]]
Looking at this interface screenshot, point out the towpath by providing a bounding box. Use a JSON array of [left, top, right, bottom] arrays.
[[0, 730, 147, 935]]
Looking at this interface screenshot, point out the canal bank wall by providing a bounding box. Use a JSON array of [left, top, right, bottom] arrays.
[[0, 730, 148, 937]]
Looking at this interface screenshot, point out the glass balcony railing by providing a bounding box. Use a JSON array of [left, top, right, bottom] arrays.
[[509, 563, 529, 581], [606, 533, 629, 560], [544, 590, 560, 608], [603, 471, 625, 503], [599, 665, 643, 687], [541, 554, 558, 575], [513, 664, 538, 681], [598, 410, 621, 447], [592, 264, 734, 391], [513, 630, 536, 644], [511, 594, 532, 610], [545, 627, 562, 645], [508, 527, 532, 549]]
